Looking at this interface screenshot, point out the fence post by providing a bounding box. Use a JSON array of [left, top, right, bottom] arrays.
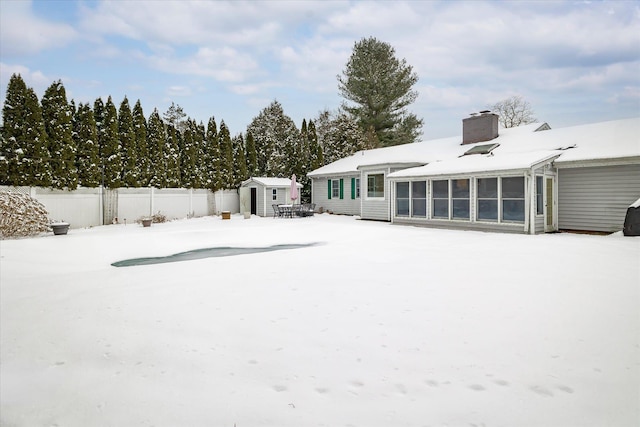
[[150, 187, 154, 217]]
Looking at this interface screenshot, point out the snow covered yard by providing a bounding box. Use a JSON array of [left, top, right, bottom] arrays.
[[1, 214, 638, 427]]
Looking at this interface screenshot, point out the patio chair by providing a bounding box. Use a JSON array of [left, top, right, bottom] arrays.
[[272, 204, 281, 218]]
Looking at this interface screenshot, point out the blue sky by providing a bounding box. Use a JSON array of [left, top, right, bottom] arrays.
[[1, 0, 639, 140]]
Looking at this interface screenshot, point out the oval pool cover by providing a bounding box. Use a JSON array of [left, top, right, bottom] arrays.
[[111, 243, 319, 267]]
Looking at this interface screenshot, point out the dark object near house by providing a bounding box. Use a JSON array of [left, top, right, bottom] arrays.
[[623, 198, 640, 236]]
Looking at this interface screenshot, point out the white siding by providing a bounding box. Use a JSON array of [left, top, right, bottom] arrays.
[[311, 176, 360, 215], [558, 164, 640, 232]]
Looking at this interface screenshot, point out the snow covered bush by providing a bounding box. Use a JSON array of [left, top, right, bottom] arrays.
[[0, 191, 51, 239]]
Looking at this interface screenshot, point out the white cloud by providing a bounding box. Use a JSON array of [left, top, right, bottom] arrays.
[[167, 86, 192, 97], [0, 1, 76, 55]]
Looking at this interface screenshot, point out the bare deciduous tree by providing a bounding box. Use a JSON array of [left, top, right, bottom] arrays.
[[490, 95, 536, 128]]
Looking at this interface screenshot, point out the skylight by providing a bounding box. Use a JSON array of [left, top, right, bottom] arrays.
[[462, 143, 500, 156]]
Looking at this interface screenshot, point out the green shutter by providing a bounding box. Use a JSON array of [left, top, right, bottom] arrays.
[[351, 177, 355, 199], [339, 179, 344, 199], [327, 179, 332, 199]]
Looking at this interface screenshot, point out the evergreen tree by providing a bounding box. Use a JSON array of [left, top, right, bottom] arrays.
[[180, 119, 201, 188], [41, 80, 77, 189], [307, 120, 323, 170], [132, 100, 149, 185], [315, 109, 369, 164], [23, 88, 52, 186], [244, 130, 257, 177], [0, 74, 31, 185], [338, 37, 423, 146], [232, 133, 248, 187], [218, 121, 234, 189], [119, 96, 138, 187], [147, 108, 166, 188], [73, 103, 101, 187], [204, 117, 219, 190], [164, 125, 181, 187], [246, 100, 299, 176], [101, 96, 122, 188], [163, 102, 187, 134]]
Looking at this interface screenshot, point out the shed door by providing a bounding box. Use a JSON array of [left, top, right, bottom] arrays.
[[250, 188, 257, 215], [545, 177, 556, 232]]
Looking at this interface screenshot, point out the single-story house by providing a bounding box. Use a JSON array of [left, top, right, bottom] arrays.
[[239, 177, 303, 217], [307, 113, 640, 234]]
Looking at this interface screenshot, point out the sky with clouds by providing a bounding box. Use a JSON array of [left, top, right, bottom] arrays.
[[1, 0, 639, 140]]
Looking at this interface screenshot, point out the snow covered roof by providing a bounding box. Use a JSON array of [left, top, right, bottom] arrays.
[[241, 177, 302, 188], [308, 118, 640, 178]]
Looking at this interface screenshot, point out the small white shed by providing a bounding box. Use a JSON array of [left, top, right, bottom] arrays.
[[239, 177, 303, 217]]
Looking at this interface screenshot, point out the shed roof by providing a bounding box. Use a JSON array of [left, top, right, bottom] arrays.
[[241, 177, 303, 188]]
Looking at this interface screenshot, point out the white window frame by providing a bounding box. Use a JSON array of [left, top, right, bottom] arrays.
[[366, 172, 385, 199], [272, 188, 277, 201], [331, 179, 340, 199], [355, 178, 360, 198]]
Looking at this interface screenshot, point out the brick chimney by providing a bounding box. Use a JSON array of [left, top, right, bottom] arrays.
[[462, 110, 499, 145]]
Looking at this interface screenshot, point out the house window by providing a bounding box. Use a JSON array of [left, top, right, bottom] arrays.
[[396, 182, 409, 216], [432, 180, 449, 218], [536, 176, 543, 215], [332, 179, 340, 199], [452, 179, 470, 220], [272, 188, 277, 201], [350, 177, 360, 199], [411, 181, 427, 217], [502, 176, 525, 222], [477, 178, 498, 221], [367, 173, 384, 198]]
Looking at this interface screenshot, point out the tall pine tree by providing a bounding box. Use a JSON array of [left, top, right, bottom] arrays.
[[232, 133, 248, 188], [41, 80, 77, 189], [101, 96, 122, 188], [119, 96, 138, 187], [218, 120, 233, 188], [204, 116, 219, 190], [164, 125, 181, 187], [244, 130, 257, 177], [132, 100, 149, 186], [147, 108, 165, 188], [73, 103, 101, 187]]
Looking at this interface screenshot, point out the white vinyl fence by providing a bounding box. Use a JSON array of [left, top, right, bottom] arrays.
[[0, 186, 240, 229]]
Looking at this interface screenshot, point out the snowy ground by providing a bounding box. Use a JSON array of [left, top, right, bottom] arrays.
[[1, 214, 639, 427]]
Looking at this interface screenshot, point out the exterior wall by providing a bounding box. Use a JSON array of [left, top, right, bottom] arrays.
[[311, 175, 361, 215], [361, 168, 390, 221], [243, 183, 295, 217], [558, 164, 640, 232]]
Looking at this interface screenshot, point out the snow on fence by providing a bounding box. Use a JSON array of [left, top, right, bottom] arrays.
[[0, 186, 240, 229]]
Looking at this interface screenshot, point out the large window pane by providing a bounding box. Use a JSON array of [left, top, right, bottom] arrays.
[[478, 178, 497, 198], [367, 174, 384, 198], [502, 177, 524, 198], [412, 181, 427, 217], [503, 200, 525, 222], [478, 200, 498, 220], [412, 199, 426, 217], [397, 181, 409, 198], [432, 180, 448, 198], [396, 182, 409, 216], [452, 179, 469, 198], [452, 199, 469, 219], [433, 199, 449, 218]]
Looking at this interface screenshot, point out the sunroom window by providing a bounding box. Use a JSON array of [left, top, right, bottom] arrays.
[[477, 178, 498, 221], [502, 177, 525, 222], [432, 180, 449, 218], [536, 176, 543, 215], [452, 179, 470, 219], [396, 182, 409, 216], [412, 181, 427, 217]]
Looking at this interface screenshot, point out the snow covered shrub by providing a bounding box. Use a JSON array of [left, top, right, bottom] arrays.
[[151, 212, 167, 223], [0, 191, 51, 239]]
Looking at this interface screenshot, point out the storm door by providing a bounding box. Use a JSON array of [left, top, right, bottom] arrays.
[[545, 177, 556, 232]]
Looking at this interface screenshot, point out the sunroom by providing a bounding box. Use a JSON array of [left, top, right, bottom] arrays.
[[387, 151, 561, 234]]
